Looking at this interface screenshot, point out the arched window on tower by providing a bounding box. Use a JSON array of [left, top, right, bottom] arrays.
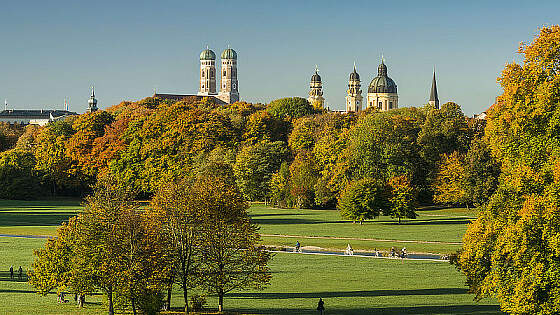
[[223, 70, 226, 76]]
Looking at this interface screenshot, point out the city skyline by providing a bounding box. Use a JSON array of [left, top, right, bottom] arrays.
[[1, 0, 559, 115]]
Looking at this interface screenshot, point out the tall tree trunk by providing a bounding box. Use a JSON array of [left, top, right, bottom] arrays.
[[398, 217, 401, 224], [166, 283, 172, 311], [107, 287, 114, 315], [183, 278, 189, 314], [131, 297, 137, 315], [218, 289, 224, 313], [78, 295, 84, 308]]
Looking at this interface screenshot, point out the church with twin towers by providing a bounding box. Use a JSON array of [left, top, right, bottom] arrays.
[[198, 47, 239, 104]]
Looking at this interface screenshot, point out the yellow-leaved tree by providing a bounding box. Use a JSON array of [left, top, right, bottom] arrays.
[[457, 25, 560, 314]]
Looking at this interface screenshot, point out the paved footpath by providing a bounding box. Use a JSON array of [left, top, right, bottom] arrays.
[[268, 247, 449, 263]]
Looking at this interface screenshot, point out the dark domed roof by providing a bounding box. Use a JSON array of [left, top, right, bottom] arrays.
[[368, 61, 397, 93], [311, 70, 321, 83], [350, 67, 360, 81], [200, 48, 216, 60], [221, 48, 237, 59]]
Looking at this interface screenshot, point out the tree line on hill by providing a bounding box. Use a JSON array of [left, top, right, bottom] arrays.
[[0, 94, 498, 222]]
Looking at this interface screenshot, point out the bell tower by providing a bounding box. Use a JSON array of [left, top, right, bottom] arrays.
[[198, 47, 217, 96], [87, 86, 98, 113], [308, 66, 325, 109], [218, 46, 239, 104], [346, 63, 363, 112]]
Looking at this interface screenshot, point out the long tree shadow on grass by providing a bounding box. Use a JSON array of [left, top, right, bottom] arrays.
[[381, 217, 472, 226], [0, 271, 28, 282], [234, 304, 501, 315], [228, 288, 468, 299], [0, 212, 77, 227]]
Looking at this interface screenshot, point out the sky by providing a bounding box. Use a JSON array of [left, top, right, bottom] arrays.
[[0, 0, 559, 116]]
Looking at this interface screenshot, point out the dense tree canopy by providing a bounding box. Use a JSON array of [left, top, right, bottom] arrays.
[[458, 25, 560, 314]]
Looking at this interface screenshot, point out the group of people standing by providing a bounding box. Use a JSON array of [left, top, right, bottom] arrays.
[[8, 265, 23, 280]]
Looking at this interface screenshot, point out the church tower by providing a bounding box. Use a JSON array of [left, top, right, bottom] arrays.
[[218, 47, 239, 104], [429, 70, 439, 109], [345, 63, 362, 112], [87, 86, 98, 113], [367, 57, 398, 111], [308, 66, 325, 108], [198, 47, 217, 96]]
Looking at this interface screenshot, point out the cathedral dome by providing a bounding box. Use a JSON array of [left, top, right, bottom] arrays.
[[368, 61, 397, 93], [350, 68, 360, 81], [311, 71, 321, 83], [221, 48, 237, 60], [200, 49, 216, 60]]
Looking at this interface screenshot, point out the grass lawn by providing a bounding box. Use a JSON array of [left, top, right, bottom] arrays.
[[248, 204, 475, 254], [0, 237, 500, 315], [0, 199, 497, 314], [0, 200, 475, 254]]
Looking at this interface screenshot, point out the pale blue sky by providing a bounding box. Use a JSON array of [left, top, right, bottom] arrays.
[[0, 0, 558, 115]]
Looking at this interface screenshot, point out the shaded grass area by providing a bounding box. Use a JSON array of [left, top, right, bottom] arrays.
[[0, 199, 82, 236]]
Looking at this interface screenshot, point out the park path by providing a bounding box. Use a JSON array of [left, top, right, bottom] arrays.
[[268, 248, 449, 262], [261, 233, 462, 245]]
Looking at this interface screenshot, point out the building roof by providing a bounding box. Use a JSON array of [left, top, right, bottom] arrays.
[[153, 93, 227, 105], [349, 64, 360, 81], [200, 49, 216, 60], [368, 60, 397, 94], [221, 48, 237, 60], [429, 71, 439, 102], [0, 109, 77, 119], [311, 68, 322, 83]]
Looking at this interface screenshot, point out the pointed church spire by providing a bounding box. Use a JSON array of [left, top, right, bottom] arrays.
[[429, 70, 439, 109]]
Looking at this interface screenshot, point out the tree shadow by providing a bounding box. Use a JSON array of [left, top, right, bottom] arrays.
[[228, 288, 469, 299], [0, 271, 28, 282], [232, 304, 502, 315], [381, 217, 472, 226], [0, 212, 76, 226], [249, 213, 312, 218]]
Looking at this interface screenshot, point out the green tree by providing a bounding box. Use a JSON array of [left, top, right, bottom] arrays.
[[267, 97, 314, 121], [146, 178, 202, 313], [338, 178, 389, 224], [432, 151, 468, 206], [289, 151, 319, 208], [0, 149, 46, 199], [418, 102, 470, 192], [463, 137, 501, 206], [269, 162, 293, 208], [388, 175, 417, 224], [233, 140, 288, 201], [195, 173, 272, 312]]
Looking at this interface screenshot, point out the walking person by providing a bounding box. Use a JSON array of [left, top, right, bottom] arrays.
[[18, 266, 22, 280], [9, 265, 13, 280], [391, 247, 395, 258], [375, 248, 379, 257], [317, 298, 325, 315], [346, 244, 353, 256], [295, 240, 301, 253]]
